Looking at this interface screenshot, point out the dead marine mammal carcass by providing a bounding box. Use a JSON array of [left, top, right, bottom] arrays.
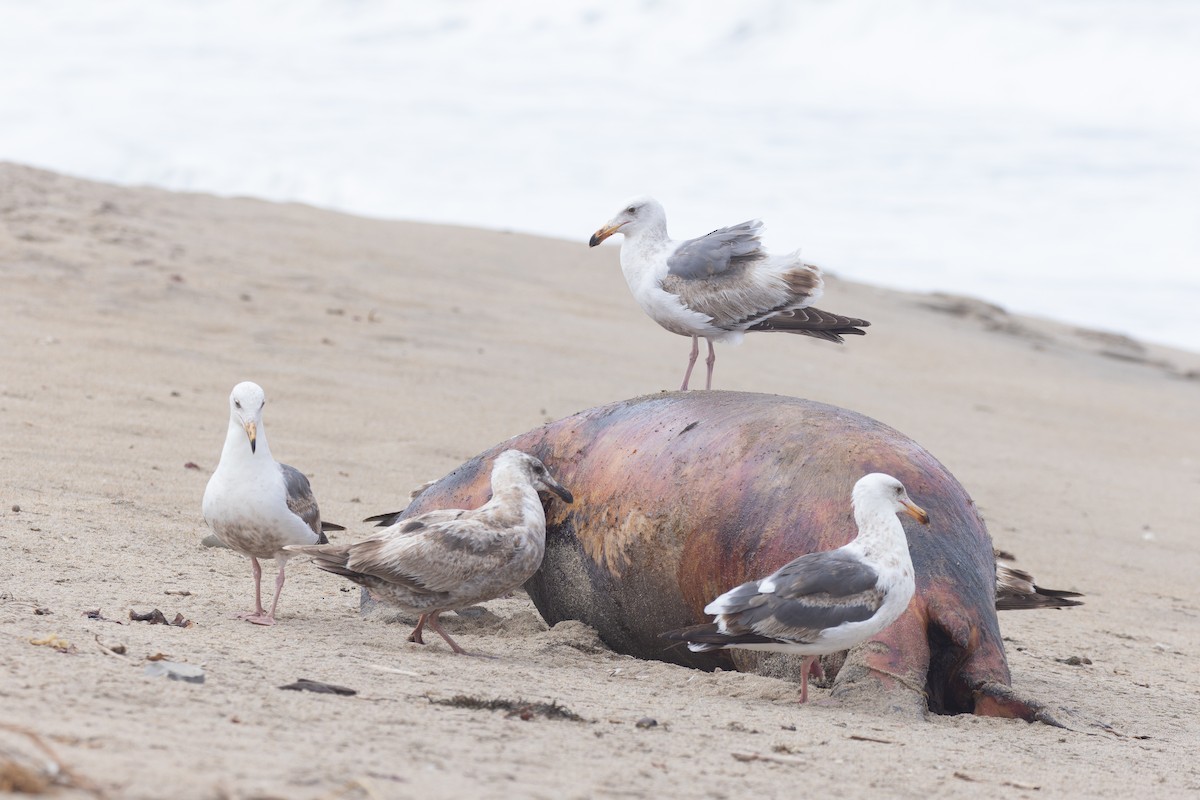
[[371, 391, 1061, 722]]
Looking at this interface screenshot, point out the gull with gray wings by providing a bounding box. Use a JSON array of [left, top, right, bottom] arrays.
[[662, 473, 929, 702], [202, 381, 343, 626], [590, 197, 869, 390]]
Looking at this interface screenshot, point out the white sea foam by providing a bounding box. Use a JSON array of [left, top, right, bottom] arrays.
[[2, 0, 1196, 350]]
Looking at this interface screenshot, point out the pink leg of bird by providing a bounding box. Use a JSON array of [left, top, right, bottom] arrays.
[[408, 613, 428, 645], [233, 556, 268, 622], [679, 335, 700, 391], [798, 655, 819, 703], [246, 561, 287, 627], [704, 338, 716, 390], [425, 611, 470, 655]]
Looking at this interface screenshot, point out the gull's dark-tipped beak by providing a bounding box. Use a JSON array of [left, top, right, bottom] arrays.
[[544, 479, 573, 504], [902, 499, 930, 525], [242, 420, 257, 454], [589, 222, 624, 247]]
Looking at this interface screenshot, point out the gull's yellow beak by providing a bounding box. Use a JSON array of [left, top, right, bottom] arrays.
[[242, 420, 257, 454], [902, 499, 930, 525], [589, 222, 625, 247]]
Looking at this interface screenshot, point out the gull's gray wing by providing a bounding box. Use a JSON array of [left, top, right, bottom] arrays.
[[718, 551, 884, 643], [280, 463, 325, 543], [661, 221, 824, 328], [765, 550, 881, 598], [666, 220, 766, 279]]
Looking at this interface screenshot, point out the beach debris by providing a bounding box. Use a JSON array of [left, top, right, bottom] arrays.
[[163, 589, 192, 597], [427, 695, 584, 722], [364, 664, 421, 677], [635, 717, 658, 729], [94, 636, 126, 656], [143, 660, 205, 684], [10, 504, 19, 513], [32, 607, 51, 616], [29, 635, 74, 653], [183, 461, 201, 470], [83, 609, 123, 624], [0, 722, 103, 795], [1003, 780, 1042, 790], [731, 750, 806, 766], [847, 734, 899, 744], [0, 757, 47, 794], [128, 609, 193, 627], [279, 678, 357, 696], [1056, 655, 1092, 666]]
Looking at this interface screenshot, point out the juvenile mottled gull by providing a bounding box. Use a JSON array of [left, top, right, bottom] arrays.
[[202, 381, 342, 626], [662, 473, 928, 702], [287, 450, 573, 656], [589, 197, 869, 390]]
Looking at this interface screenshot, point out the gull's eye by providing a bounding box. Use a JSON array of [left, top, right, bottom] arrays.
[[234, 400, 242, 409], [260, 401, 265, 409], [534, 464, 546, 475], [626, 206, 637, 214]]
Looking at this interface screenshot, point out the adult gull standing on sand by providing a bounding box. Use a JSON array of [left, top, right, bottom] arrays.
[[288, 450, 573, 656], [662, 473, 928, 702], [202, 381, 342, 626], [589, 197, 869, 390]]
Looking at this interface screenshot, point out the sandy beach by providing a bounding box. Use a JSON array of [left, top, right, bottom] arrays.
[[2, 162, 1198, 798]]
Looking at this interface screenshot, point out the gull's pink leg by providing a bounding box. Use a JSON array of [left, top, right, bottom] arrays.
[[236, 557, 279, 626], [426, 611, 470, 655], [251, 562, 287, 626], [704, 338, 716, 390], [408, 613, 428, 644], [234, 557, 269, 622], [798, 655, 815, 703], [680, 336, 700, 391]]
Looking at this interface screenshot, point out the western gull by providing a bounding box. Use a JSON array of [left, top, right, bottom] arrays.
[[201, 381, 342, 626], [589, 197, 870, 390], [661, 473, 929, 702], [287, 450, 573, 656]]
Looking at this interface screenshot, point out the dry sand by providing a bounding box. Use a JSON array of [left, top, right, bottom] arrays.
[[1, 162, 1198, 798]]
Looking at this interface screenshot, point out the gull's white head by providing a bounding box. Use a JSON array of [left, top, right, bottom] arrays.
[[228, 381, 267, 454], [589, 196, 667, 246], [853, 473, 930, 525], [494, 449, 574, 504]]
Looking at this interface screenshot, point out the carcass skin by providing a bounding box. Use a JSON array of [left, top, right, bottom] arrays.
[[376, 391, 1059, 723]]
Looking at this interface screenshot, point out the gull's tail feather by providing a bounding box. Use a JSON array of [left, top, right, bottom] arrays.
[[660, 623, 777, 653], [996, 564, 1084, 611], [317, 520, 345, 545], [363, 511, 403, 527], [749, 306, 870, 342]]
